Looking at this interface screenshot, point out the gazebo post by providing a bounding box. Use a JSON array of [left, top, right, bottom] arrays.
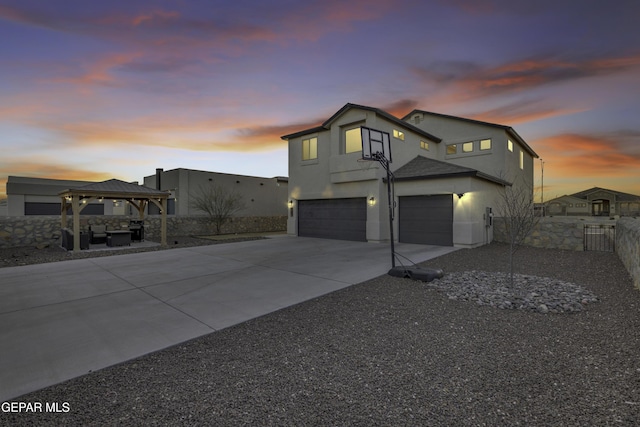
[[161, 198, 167, 247], [72, 195, 81, 253], [60, 197, 67, 230]]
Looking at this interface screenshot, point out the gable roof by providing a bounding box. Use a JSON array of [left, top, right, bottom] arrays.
[[569, 187, 640, 201], [59, 179, 169, 198], [393, 156, 509, 186], [546, 194, 587, 203], [281, 103, 442, 142], [403, 109, 538, 158]]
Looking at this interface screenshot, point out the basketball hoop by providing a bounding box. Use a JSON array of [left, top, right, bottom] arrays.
[[361, 126, 392, 164], [359, 126, 396, 268], [356, 157, 376, 172]]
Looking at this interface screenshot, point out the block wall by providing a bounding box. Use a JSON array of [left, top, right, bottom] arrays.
[[0, 215, 286, 249]]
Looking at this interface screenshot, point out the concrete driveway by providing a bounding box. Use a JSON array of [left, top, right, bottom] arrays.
[[0, 236, 457, 401]]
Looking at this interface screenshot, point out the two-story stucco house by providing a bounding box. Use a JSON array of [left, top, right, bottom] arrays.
[[282, 103, 538, 247]]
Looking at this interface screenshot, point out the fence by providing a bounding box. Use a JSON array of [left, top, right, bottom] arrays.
[[0, 215, 287, 249], [583, 224, 616, 252], [616, 217, 640, 289]]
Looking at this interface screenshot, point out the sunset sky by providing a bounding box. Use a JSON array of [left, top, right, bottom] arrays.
[[1, 0, 639, 201]]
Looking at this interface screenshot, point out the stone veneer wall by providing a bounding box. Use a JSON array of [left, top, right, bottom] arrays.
[[616, 217, 640, 289], [0, 215, 287, 249], [493, 217, 585, 251]]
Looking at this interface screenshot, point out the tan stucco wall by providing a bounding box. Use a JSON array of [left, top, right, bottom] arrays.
[[287, 106, 534, 248], [408, 112, 535, 193], [6, 176, 100, 216], [143, 169, 288, 217]]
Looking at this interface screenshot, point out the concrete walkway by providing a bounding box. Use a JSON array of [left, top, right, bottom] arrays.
[[0, 236, 457, 402]]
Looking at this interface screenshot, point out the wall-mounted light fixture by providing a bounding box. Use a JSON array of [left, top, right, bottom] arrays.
[[368, 197, 376, 206], [457, 193, 465, 199], [288, 199, 294, 218]]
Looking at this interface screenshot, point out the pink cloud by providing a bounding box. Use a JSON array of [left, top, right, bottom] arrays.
[[413, 53, 640, 101], [535, 133, 640, 178]]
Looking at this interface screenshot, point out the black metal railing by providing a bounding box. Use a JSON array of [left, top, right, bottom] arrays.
[[583, 224, 615, 252]]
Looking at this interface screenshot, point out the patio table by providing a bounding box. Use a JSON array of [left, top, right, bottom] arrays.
[[106, 230, 132, 247]]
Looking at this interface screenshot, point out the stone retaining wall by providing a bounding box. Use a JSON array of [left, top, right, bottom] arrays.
[[493, 217, 585, 251], [494, 216, 640, 290], [0, 215, 287, 249], [616, 217, 640, 289]]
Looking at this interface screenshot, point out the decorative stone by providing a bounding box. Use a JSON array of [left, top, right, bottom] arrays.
[[428, 270, 599, 314]]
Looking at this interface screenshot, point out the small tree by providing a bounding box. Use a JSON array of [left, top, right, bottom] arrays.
[[496, 177, 539, 285], [190, 183, 246, 234]]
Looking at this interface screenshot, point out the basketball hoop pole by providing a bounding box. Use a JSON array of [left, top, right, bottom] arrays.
[[376, 154, 395, 268], [384, 160, 396, 268], [360, 126, 395, 268]]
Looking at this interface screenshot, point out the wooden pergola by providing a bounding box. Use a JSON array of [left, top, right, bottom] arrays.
[[58, 179, 170, 252]]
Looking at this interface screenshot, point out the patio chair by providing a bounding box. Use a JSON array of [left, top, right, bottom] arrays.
[[89, 224, 107, 244], [61, 228, 72, 250], [61, 228, 89, 250]]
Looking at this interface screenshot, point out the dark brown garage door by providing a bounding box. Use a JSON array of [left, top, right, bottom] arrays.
[[298, 198, 366, 241], [399, 195, 453, 246]]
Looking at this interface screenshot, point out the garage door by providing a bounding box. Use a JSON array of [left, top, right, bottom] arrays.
[[298, 198, 366, 241], [399, 195, 453, 246]]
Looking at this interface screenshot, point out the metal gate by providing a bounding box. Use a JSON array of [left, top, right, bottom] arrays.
[[583, 224, 615, 252]]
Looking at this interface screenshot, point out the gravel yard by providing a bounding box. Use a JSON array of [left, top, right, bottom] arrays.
[[0, 235, 262, 269], [3, 242, 640, 426]]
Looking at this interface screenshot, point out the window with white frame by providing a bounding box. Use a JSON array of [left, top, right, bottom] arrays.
[[302, 137, 317, 160]]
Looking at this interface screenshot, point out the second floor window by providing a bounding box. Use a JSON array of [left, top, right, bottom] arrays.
[[393, 129, 405, 140], [302, 137, 317, 160], [519, 150, 524, 169], [345, 128, 362, 154]]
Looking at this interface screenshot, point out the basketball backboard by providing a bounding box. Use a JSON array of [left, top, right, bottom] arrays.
[[361, 126, 391, 163]]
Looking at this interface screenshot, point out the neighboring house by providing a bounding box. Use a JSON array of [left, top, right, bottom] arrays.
[[282, 103, 538, 247], [142, 168, 289, 217], [546, 187, 640, 217], [4, 176, 130, 216], [5, 170, 289, 218]]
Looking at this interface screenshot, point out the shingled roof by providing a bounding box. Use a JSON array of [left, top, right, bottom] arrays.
[[281, 103, 442, 143], [59, 179, 168, 198], [393, 156, 509, 185]]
